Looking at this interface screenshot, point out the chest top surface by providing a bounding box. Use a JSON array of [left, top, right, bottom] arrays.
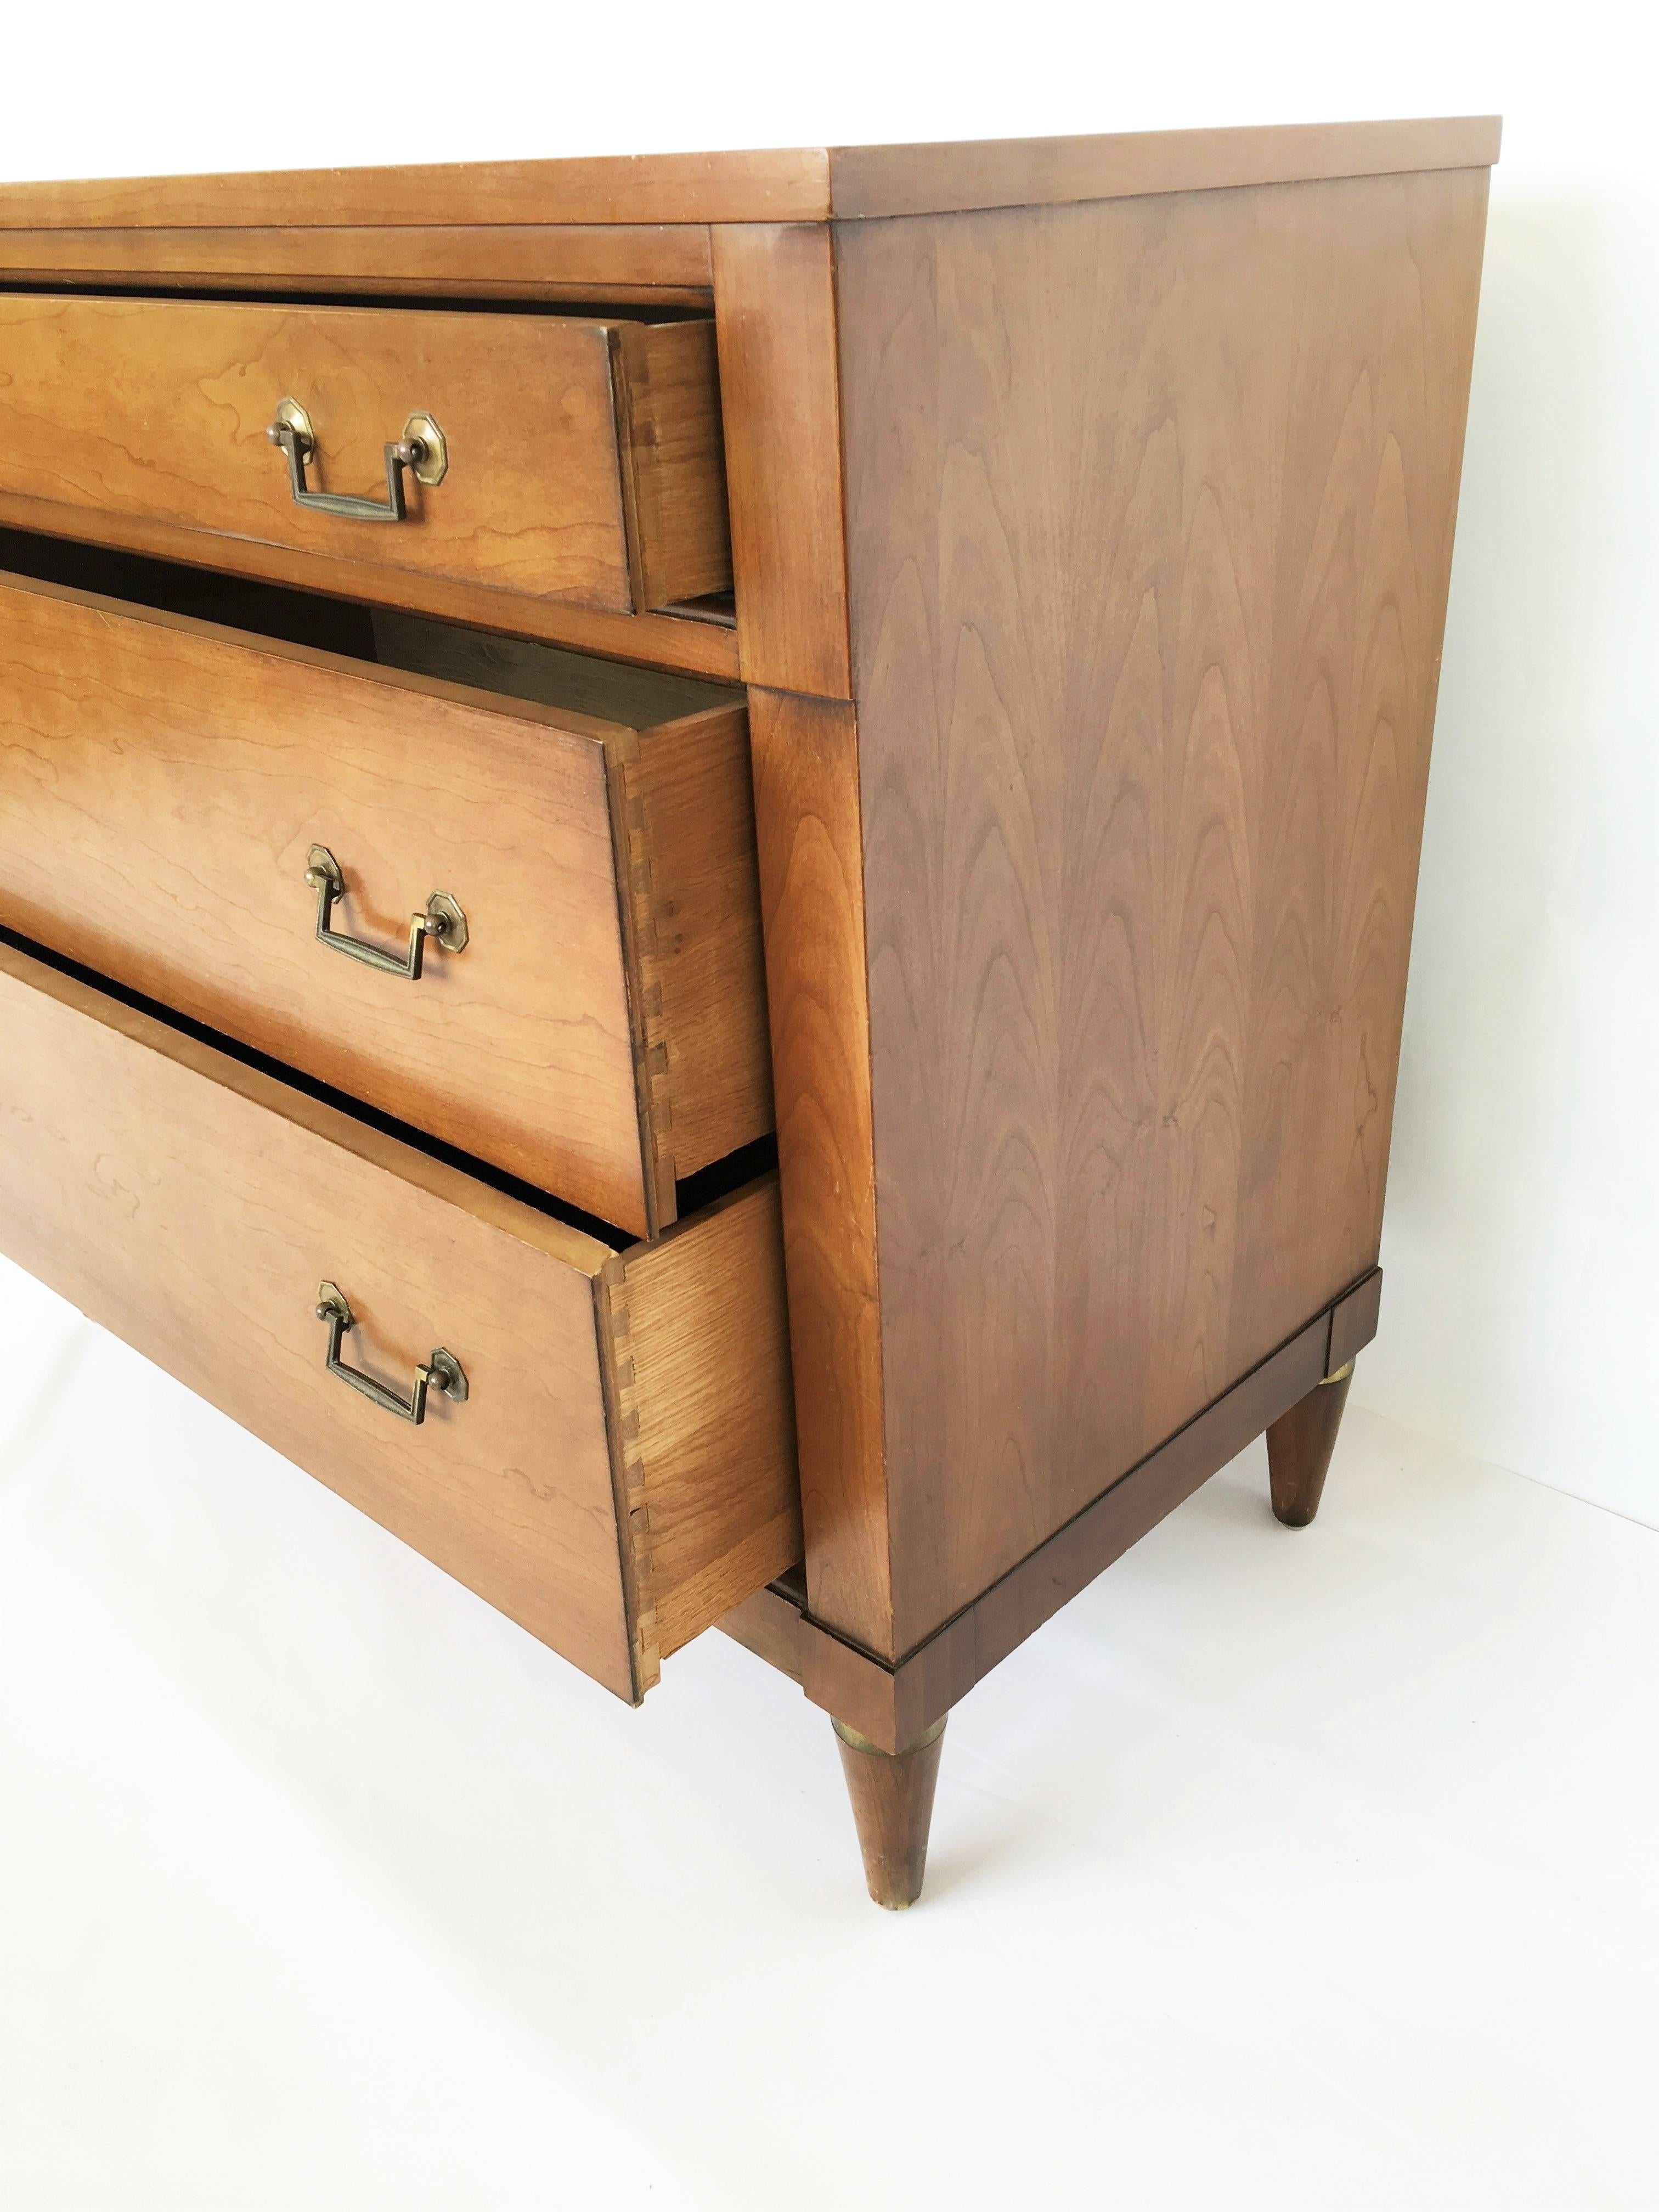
[[0, 116, 1501, 229]]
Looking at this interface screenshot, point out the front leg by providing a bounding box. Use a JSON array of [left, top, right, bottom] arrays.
[[1266, 1360, 1355, 1526], [832, 1715, 947, 1909]]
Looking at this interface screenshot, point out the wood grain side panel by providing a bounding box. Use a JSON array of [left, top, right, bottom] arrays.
[[620, 705, 774, 1180], [748, 690, 891, 1652], [0, 294, 645, 611], [827, 116, 1502, 219], [603, 1179, 801, 1658], [0, 573, 653, 1235], [0, 492, 742, 678], [0, 150, 834, 230], [837, 171, 1489, 1650], [711, 225, 851, 700], [0, 223, 715, 290], [0, 938, 638, 1700]]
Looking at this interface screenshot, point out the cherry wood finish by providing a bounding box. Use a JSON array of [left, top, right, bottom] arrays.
[[0, 148, 836, 231], [0, 293, 730, 617], [747, 690, 892, 1648], [0, 119, 1499, 232], [833, 1717, 947, 1909], [0, 222, 714, 296], [1267, 1367, 1356, 1527], [825, 116, 1502, 218], [0, 938, 797, 1702], [0, 562, 766, 1237], [612, 319, 732, 610], [718, 1584, 808, 1687], [366, 609, 774, 1198], [0, 125, 1497, 1900], [710, 224, 852, 699], [1329, 1263, 1386, 1375], [724, 1268, 1382, 1751], [599, 1180, 802, 1686], [828, 167, 1488, 1659], [0, 494, 741, 678]]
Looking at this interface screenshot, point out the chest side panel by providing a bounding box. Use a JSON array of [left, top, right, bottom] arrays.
[[837, 168, 1489, 1650]]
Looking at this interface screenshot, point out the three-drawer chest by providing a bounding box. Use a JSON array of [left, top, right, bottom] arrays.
[[0, 118, 1497, 1905]]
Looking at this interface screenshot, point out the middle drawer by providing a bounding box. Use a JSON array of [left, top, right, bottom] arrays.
[[0, 541, 770, 1238]]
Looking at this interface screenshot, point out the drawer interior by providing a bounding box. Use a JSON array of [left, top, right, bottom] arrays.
[[0, 525, 737, 721]]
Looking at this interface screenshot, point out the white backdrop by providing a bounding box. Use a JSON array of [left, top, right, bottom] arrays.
[[5, 11, 1658, 2207], [3, 0, 1654, 1528]]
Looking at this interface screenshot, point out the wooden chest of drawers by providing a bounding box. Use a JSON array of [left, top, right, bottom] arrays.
[[0, 116, 1498, 1905]]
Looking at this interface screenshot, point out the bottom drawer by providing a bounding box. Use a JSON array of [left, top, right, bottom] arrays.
[[0, 938, 799, 1701]]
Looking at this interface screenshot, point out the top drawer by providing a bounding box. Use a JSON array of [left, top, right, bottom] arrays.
[[0, 293, 730, 615]]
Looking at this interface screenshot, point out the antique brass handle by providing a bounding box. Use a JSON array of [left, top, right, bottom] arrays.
[[304, 845, 468, 980], [315, 1283, 467, 1425], [267, 397, 448, 522]]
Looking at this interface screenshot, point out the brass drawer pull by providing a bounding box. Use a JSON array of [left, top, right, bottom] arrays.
[[267, 397, 448, 523], [304, 845, 468, 980], [315, 1282, 468, 1425]]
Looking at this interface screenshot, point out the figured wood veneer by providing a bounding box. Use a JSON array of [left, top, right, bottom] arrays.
[[822, 167, 1489, 1656]]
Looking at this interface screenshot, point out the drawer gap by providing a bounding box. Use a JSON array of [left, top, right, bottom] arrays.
[[672, 1134, 780, 1220], [0, 919, 633, 1253], [0, 278, 713, 320], [0, 525, 741, 719], [0, 918, 780, 1263]]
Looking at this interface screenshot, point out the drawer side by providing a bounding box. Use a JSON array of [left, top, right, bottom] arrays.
[[600, 1178, 800, 1671], [613, 318, 734, 609], [614, 704, 775, 1205]]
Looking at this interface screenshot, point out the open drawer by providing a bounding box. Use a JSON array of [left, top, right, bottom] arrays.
[[0, 937, 800, 1702], [0, 535, 770, 1237], [0, 291, 730, 615]]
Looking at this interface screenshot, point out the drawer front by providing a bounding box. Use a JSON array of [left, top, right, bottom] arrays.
[[0, 570, 771, 1238], [0, 293, 730, 615], [0, 941, 799, 1700]]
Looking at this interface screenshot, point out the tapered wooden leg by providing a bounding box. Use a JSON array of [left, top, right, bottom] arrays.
[[832, 1715, 947, 1909], [1267, 1361, 1355, 1526]]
